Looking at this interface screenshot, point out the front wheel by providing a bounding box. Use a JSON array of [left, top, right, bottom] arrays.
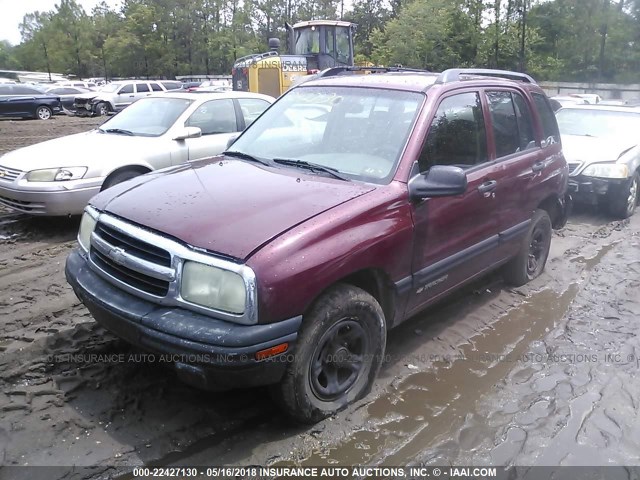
[[94, 102, 109, 116], [503, 209, 552, 287], [101, 169, 144, 190], [271, 284, 386, 424], [36, 106, 52, 120], [608, 171, 639, 219]]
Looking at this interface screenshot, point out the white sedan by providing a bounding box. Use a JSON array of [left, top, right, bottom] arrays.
[[0, 91, 274, 215]]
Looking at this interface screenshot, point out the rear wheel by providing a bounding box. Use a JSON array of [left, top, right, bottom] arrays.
[[608, 171, 639, 219], [36, 106, 52, 120], [94, 102, 109, 116], [503, 209, 552, 287], [102, 169, 144, 190], [271, 284, 386, 424]]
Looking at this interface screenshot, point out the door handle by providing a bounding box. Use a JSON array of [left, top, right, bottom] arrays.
[[532, 161, 545, 172], [478, 180, 497, 194]]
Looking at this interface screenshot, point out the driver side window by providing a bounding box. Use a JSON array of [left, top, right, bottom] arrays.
[[119, 84, 134, 94], [418, 92, 488, 172]]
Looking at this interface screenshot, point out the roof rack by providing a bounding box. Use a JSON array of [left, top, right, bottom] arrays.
[[436, 68, 536, 84], [316, 65, 431, 78]]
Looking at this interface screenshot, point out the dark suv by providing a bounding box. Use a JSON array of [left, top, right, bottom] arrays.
[[66, 68, 570, 423]]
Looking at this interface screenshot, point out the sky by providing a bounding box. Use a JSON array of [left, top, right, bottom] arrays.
[[0, 0, 120, 45]]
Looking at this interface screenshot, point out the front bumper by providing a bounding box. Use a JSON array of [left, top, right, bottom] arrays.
[[65, 250, 301, 390], [0, 179, 102, 215], [568, 175, 626, 205]]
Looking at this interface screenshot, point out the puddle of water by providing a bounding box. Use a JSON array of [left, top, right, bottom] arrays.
[[569, 241, 620, 270], [288, 285, 580, 467]]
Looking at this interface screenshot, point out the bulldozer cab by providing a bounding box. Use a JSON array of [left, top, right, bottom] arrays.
[[232, 20, 355, 98], [289, 20, 355, 70]]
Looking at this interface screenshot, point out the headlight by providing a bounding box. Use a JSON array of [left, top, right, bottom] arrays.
[[581, 163, 629, 179], [26, 167, 88, 182], [78, 209, 98, 252], [181, 261, 246, 314]]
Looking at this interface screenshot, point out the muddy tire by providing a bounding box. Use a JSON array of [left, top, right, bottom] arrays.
[[94, 102, 109, 116], [36, 106, 52, 120], [608, 171, 639, 219], [272, 284, 386, 424], [102, 169, 143, 190], [503, 209, 552, 287]]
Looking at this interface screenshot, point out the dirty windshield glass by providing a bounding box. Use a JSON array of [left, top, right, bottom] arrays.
[[556, 108, 640, 139], [99, 97, 193, 137], [227, 86, 423, 183]]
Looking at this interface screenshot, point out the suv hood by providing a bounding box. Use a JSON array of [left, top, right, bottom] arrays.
[[562, 134, 637, 165], [94, 158, 375, 260]]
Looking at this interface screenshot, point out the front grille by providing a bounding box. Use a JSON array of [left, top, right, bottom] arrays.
[[90, 222, 172, 297], [0, 165, 22, 182], [95, 223, 171, 267], [568, 162, 581, 175]]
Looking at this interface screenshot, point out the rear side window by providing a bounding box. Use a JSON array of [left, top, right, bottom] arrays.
[[532, 93, 560, 147], [419, 92, 488, 172], [485, 91, 537, 158], [512, 93, 536, 150], [150, 83, 163, 92], [486, 91, 520, 158], [136, 83, 150, 93], [238, 98, 271, 126], [119, 84, 134, 94], [186, 99, 237, 135]]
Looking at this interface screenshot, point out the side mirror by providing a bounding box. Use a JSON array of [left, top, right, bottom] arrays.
[[173, 126, 202, 141], [226, 133, 240, 149], [409, 165, 467, 200]]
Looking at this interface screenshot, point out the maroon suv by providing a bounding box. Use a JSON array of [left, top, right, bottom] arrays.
[[66, 68, 570, 423]]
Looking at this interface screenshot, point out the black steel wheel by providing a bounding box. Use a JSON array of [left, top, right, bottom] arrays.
[[272, 284, 386, 424], [503, 209, 552, 287]]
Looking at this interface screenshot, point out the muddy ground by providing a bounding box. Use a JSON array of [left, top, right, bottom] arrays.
[[0, 116, 639, 478]]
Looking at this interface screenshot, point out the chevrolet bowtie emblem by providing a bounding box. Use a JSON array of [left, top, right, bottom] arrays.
[[0, 170, 6, 177], [108, 246, 127, 265]]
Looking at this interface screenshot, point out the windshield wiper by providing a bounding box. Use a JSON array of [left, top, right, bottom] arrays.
[[273, 158, 349, 181], [224, 150, 270, 166], [101, 128, 135, 136]]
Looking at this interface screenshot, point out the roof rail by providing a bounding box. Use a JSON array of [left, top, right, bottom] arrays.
[[436, 68, 536, 84], [317, 65, 431, 78]]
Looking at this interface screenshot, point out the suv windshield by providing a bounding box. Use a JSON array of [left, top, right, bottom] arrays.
[[99, 97, 193, 136], [228, 86, 423, 183], [556, 108, 640, 139]]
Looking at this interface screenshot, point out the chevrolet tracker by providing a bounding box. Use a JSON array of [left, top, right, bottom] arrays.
[[65, 68, 571, 423]]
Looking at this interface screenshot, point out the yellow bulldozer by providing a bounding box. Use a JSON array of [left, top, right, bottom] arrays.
[[232, 20, 357, 97]]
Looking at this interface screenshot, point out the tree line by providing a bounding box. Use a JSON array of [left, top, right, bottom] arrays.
[[1, 0, 640, 83]]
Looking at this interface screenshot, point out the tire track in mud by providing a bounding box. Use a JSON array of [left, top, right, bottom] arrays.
[[0, 228, 84, 352]]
